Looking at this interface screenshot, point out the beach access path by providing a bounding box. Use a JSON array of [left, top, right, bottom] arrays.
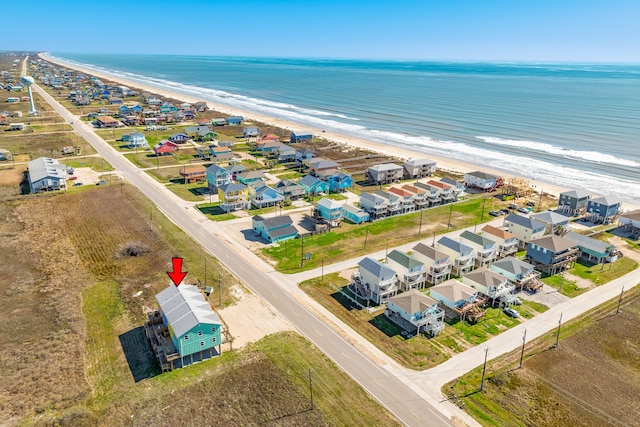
[[30, 61, 639, 427]]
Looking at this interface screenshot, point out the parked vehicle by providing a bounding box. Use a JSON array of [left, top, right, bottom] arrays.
[[517, 207, 529, 214], [73, 182, 83, 186], [504, 307, 520, 318], [526, 200, 536, 207], [96, 180, 106, 186], [489, 210, 501, 217], [68, 176, 77, 181]]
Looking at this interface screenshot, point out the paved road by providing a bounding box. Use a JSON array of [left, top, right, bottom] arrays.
[[32, 80, 457, 426]]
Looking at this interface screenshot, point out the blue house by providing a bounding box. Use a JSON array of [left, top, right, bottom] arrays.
[[123, 132, 148, 149], [316, 198, 344, 224], [251, 185, 285, 209], [236, 170, 265, 185], [206, 164, 231, 190], [154, 284, 222, 369], [225, 116, 243, 125], [252, 215, 298, 243], [343, 204, 370, 224], [296, 148, 315, 163], [327, 171, 353, 193], [169, 133, 189, 144], [586, 195, 622, 224], [490, 256, 540, 292], [290, 131, 313, 143], [526, 235, 579, 274], [299, 174, 329, 195]]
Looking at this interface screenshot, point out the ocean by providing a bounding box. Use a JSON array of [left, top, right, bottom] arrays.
[[50, 53, 640, 205]]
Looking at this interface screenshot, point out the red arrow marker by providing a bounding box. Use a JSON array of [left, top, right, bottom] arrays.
[[167, 257, 187, 287]]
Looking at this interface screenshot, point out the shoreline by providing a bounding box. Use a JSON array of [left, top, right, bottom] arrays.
[[39, 53, 639, 211]]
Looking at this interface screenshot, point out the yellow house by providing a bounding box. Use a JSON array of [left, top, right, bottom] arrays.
[[217, 182, 250, 212]]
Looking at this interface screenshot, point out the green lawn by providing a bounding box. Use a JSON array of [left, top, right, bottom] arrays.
[[570, 257, 637, 286], [264, 197, 491, 272], [197, 202, 240, 221]]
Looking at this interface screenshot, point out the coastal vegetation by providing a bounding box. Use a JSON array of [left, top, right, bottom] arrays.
[[443, 285, 640, 427], [0, 179, 399, 425]]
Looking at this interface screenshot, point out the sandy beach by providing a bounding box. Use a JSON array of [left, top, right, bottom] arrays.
[[39, 53, 638, 210]]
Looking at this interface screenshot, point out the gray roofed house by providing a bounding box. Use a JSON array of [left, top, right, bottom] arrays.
[[437, 236, 475, 276], [529, 211, 571, 234], [490, 256, 540, 290], [429, 279, 481, 319], [558, 188, 591, 215], [564, 231, 619, 264], [353, 257, 399, 304], [359, 192, 389, 220], [275, 179, 306, 200], [386, 249, 426, 290], [28, 157, 67, 193], [412, 242, 452, 285], [403, 158, 436, 179], [586, 195, 622, 224], [504, 213, 547, 248], [526, 234, 579, 274], [366, 163, 404, 184], [464, 171, 501, 191], [252, 214, 298, 243]]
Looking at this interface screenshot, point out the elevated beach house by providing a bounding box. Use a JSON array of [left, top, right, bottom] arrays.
[[427, 179, 456, 203], [299, 174, 329, 195], [529, 211, 571, 235], [437, 236, 475, 276], [429, 279, 483, 321], [403, 158, 436, 179], [375, 190, 402, 216], [490, 256, 542, 293], [352, 257, 399, 305], [402, 184, 430, 210], [153, 140, 178, 156], [217, 182, 250, 212], [586, 195, 622, 224], [236, 170, 265, 186], [412, 243, 452, 285], [252, 215, 298, 243], [169, 132, 189, 144], [459, 230, 498, 268], [360, 192, 388, 220], [464, 171, 502, 192], [414, 181, 442, 206], [206, 164, 231, 190], [367, 163, 404, 185], [275, 179, 306, 200], [306, 158, 340, 178], [385, 289, 445, 337], [386, 249, 426, 291], [316, 198, 344, 226], [564, 231, 619, 264], [526, 235, 579, 274], [180, 165, 206, 183], [558, 188, 591, 216], [388, 187, 416, 213], [147, 284, 222, 371], [290, 131, 313, 143], [504, 213, 547, 249], [461, 267, 516, 306], [243, 126, 259, 138], [28, 157, 66, 193], [342, 203, 370, 224], [618, 209, 640, 239], [327, 171, 353, 193], [481, 225, 519, 258], [123, 132, 149, 149], [250, 184, 285, 209]]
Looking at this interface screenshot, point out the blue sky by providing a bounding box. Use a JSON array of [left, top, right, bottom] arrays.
[[17, 0, 640, 62]]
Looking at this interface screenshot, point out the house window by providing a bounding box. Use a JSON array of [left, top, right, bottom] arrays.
[[184, 335, 189, 341], [200, 341, 205, 347], [198, 330, 203, 336], [212, 337, 217, 344], [211, 326, 216, 333]]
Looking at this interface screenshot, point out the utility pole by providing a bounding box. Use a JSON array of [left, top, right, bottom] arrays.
[[419, 209, 424, 235], [300, 236, 304, 268], [363, 227, 370, 250], [218, 273, 222, 307], [321, 257, 324, 282], [308, 369, 314, 410], [616, 286, 624, 314], [448, 204, 453, 229], [480, 347, 489, 392], [480, 197, 487, 221], [554, 312, 563, 348], [519, 329, 527, 369], [204, 257, 207, 288], [538, 188, 543, 212]]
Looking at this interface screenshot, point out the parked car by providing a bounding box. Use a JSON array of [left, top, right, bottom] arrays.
[[96, 180, 106, 186], [500, 209, 510, 215], [508, 203, 518, 210], [73, 182, 83, 186], [68, 176, 77, 181], [504, 307, 520, 318], [489, 210, 501, 217], [517, 207, 529, 214], [526, 200, 536, 207]]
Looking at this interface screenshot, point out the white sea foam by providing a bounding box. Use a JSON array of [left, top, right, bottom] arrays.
[[476, 136, 640, 168]]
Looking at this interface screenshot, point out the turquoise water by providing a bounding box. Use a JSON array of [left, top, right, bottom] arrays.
[[51, 53, 640, 204]]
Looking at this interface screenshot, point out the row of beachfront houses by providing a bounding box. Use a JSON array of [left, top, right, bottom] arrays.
[[557, 188, 623, 224], [350, 215, 620, 307]]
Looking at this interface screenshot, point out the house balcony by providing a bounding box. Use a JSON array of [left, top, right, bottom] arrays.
[[402, 271, 426, 289], [499, 241, 518, 257], [486, 283, 516, 300]]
